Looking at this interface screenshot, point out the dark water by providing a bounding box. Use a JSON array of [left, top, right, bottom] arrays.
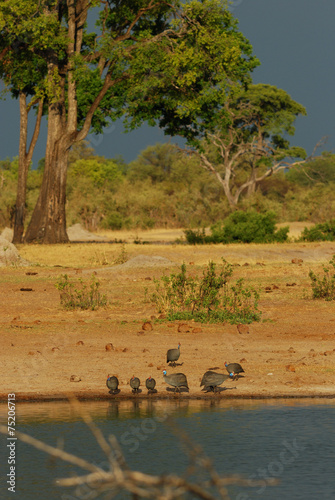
[[1, 399, 335, 500]]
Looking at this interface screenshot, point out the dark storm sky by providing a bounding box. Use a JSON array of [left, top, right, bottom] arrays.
[[0, 0, 334, 165]]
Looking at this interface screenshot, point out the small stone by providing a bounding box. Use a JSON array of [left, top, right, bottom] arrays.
[[142, 321, 153, 331], [288, 347, 295, 353], [105, 343, 114, 351], [286, 283, 297, 287], [148, 363, 154, 367], [70, 375, 81, 382], [76, 340, 84, 346], [51, 347, 60, 352], [291, 258, 303, 264], [122, 348, 129, 352], [286, 364, 296, 372], [142, 348, 149, 353], [240, 357, 247, 363], [178, 323, 191, 333]]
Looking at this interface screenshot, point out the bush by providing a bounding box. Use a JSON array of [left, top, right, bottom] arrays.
[[309, 256, 335, 300], [185, 211, 289, 244], [299, 220, 335, 242], [55, 274, 108, 310], [100, 212, 124, 230], [148, 260, 261, 324]]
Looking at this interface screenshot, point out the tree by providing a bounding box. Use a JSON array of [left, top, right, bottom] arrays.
[[286, 150, 335, 187], [188, 84, 307, 208], [0, 15, 46, 243], [0, 0, 258, 243]]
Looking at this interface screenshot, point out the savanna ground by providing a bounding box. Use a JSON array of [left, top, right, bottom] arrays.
[[1, 223, 335, 402]]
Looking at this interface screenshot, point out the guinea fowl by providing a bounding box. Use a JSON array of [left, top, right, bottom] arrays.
[[166, 343, 181, 366], [130, 376, 141, 394], [106, 375, 119, 394], [224, 361, 245, 380], [146, 376, 156, 393], [200, 371, 230, 393], [162, 370, 189, 392]]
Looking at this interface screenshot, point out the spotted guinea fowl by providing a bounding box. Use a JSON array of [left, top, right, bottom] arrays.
[[130, 376, 141, 394], [200, 371, 231, 393], [146, 376, 156, 393], [106, 375, 119, 394], [224, 361, 245, 380], [162, 370, 189, 392], [166, 343, 181, 366]]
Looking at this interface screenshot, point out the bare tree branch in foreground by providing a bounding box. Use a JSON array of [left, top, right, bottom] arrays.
[[0, 398, 277, 499]]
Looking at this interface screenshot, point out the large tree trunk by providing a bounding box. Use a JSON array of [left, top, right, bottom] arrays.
[[24, 75, 70, 244], [24, 144, 69, 244], [13, 93, 43, 244]]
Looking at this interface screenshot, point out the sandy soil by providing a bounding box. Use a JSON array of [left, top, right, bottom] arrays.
[[1, 234, 335, 402]]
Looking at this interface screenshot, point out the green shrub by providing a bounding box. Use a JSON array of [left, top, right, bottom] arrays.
[[309, 256, 335, 300], [300, 221, 335, 242], [149, 260, 261, 324], [55, 274, 108, 310], [185, 211, 289, 244], [184, 228, 212, 245], [101, 212, 124, 230]]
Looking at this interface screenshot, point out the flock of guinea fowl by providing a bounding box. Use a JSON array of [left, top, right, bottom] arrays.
[[106, 342, 245, 395]]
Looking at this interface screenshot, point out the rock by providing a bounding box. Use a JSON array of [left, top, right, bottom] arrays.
[[286, 364, 296, 372], [178, 323, 191, 333], [105, 343, 114, 351], [288, 347, 295, 353], [76, 340, 84, 346], [1, 227, 13, 242], [142, 321, 153, 331], [67, 223, 105, 242], [291, 258, 303, 264], [70, 375, 81, 382], [0, 236, 29, 267]]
